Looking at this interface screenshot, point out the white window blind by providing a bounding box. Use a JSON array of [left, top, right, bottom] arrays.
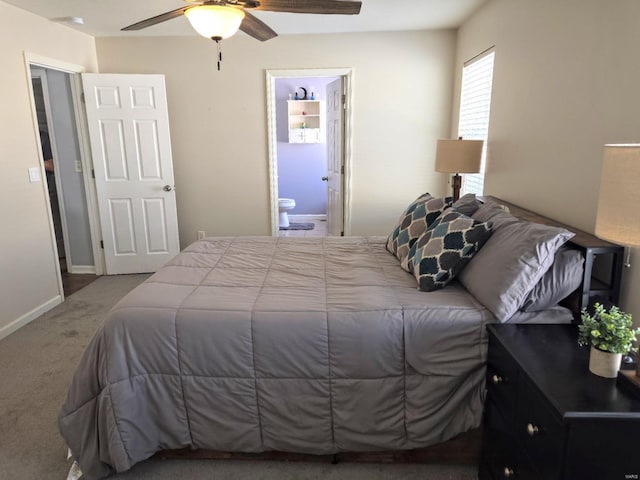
[[458, 49, 495, 196]]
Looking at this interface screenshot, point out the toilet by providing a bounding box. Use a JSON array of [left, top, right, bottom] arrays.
[[278, 198, 296, 227]]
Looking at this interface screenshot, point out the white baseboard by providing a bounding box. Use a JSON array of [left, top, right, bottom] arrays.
[[289, 214, 327, 221], [69, 265, 96, 274], [0, 295, 62, 341]]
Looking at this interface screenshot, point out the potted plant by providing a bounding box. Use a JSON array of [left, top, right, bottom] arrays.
[[578, 302, 640, 378]]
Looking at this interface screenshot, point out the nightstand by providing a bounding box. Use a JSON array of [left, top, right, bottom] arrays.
[[479, 324, 640, 480]]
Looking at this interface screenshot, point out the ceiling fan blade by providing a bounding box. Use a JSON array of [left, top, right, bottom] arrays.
[[240, 11, 278, 41], [255, 0, 362, 15], [121, 6, 190, 31]]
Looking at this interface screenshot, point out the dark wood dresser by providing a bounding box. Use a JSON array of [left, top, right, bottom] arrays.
[[479, 324, 640, 480]]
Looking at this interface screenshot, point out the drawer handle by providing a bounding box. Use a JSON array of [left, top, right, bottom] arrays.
[[503, 466, 515, 478], [527, 423, 540, 436], [491, 374, 504, 384]]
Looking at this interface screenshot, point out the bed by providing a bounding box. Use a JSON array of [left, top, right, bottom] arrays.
[[58, 196, 615, 479]]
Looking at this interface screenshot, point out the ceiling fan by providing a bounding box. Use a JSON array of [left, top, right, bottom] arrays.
[[122, 0, 363, 40], [122, 0, 362, 69]]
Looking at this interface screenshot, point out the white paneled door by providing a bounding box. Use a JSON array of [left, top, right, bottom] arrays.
[[82, 74, 179, 274], [326, 78, 344, 236]]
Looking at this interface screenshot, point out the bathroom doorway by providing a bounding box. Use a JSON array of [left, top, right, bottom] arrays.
[[28, 61, 101, 297], [266, 68, 353, 237]]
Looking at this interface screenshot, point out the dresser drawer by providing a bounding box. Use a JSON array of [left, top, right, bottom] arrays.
[[481, 398, 540, 480], [486, 335, 520, 424], [516, 377, 564, 480]]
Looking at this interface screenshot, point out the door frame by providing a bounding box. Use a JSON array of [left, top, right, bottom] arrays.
[[30, 66, 74, 275], [265, 68, 354, 236], [24, 52, 105, 291]]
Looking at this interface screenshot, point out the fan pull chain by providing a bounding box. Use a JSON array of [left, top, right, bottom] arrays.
[[215, 38, 222, 71]]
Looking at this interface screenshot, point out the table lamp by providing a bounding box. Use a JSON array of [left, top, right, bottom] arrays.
[[594, 144, 640, 392], [435, 138, 484, 202]]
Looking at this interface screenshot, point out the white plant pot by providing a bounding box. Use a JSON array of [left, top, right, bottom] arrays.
[[588, 346, 622, 378]]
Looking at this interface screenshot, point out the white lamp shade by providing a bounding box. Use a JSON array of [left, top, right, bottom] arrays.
[[185, 5, 245, 39], [435, 139, 484, 173], [595, 144, 640, 247]]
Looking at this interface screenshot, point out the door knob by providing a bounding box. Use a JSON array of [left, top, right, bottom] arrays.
[[321, 176, 329, 181], [163, 185, 173, 192]]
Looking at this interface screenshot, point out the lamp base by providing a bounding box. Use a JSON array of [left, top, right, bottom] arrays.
[[616, 370, 640, 400], [451, 174, 462, 202]]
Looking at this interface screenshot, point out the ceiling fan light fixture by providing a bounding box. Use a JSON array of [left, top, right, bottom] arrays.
[[185, 5, 245, 40]]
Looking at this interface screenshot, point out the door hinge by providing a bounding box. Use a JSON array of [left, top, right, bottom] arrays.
[[341, 165, 345, 175], [341, 94, 346, 105], [91, 169, 95, 179], [100, 240, 104, 249], [81, 92, 86, 104], [341, 231, 344, 237]]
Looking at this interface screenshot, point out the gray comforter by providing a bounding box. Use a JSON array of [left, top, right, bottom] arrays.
[[59, 236, 494, 479]]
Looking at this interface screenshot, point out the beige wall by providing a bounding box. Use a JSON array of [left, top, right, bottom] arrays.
[[0, 1, 98, 335], [95, 30, 456, 241], [5, 0, 636, 337], [454, 0, 640, 321]]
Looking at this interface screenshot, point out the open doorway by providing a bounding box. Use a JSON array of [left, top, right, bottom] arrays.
[[266, 68, 353, 237], [30, 66, 99, 296], [275, 76, 335, 238]]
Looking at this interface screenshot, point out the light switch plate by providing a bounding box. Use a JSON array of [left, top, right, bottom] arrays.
[[28, 167, 41, 182]]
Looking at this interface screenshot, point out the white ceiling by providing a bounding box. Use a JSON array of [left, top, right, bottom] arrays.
[[5, 0, 487, 38]]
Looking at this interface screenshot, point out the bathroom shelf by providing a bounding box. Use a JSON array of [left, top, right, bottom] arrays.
[[287, 100, 323, 144]]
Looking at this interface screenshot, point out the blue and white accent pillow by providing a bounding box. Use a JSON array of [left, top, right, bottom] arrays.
[[409, 208, 493, 292], [386, 194, 452, 267]]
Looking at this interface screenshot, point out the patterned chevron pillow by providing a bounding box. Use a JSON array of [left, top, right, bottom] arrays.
[[409, 208, 493, 292], [386, 194, 452, 266]]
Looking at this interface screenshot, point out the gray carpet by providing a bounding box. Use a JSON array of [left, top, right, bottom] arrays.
[[0, 275, 478, 480]]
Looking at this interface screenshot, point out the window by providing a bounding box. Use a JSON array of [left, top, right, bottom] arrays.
[[458, 49, 495, 196]]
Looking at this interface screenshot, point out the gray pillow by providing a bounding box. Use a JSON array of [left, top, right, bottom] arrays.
[[520, 248, 584, 312], [471, 200, 513, 224], [452, 193, 482, 216], [458, 218, 575, 322]]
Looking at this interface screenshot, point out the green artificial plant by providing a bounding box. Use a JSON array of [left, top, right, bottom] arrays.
[[578, 302, 640, 354]]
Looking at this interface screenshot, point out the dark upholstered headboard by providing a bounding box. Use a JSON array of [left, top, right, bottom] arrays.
[[483, 196, 624, 321]]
